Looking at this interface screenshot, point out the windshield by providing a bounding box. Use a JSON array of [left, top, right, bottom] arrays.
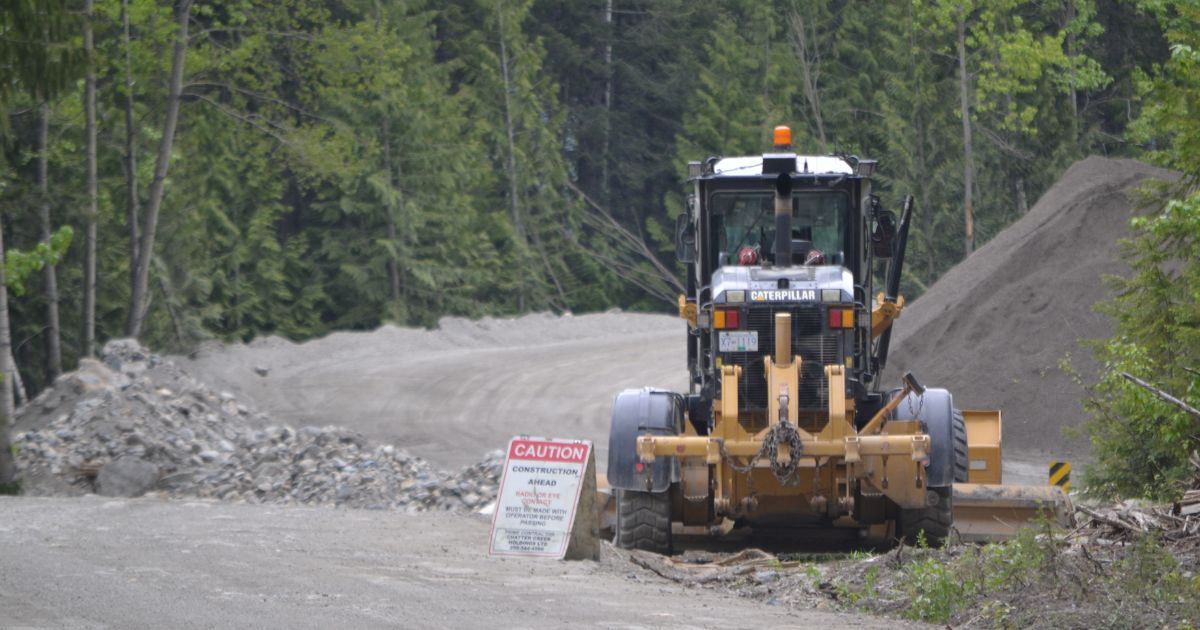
[[711, 191, 848, 264]]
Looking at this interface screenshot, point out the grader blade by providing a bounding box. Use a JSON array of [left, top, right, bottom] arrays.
[[952, 483, 1073, 542]]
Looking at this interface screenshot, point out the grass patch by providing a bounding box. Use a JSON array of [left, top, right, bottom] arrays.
[[825, 522, 1200, 628]]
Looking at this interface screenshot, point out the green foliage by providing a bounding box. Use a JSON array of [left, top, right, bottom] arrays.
[[868, 525, 1053, 619], [897, 529, 982, 623], [1079, 1, 1200, 500], [0, 0, 83, 107], [1130, 0, 1200, 182], [1082, 192, 1200, 499], [5, 226, 72, 297], [901, 550, 971, 623], [1118, 534, 1200, 614], [833, 564, 879, 605], [0, 0, 1178, 396]]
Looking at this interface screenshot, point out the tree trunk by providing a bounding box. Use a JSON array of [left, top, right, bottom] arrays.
[[600, 0, 612, 204], [496, 0, 529, 311], [83, 0, 98, 357], [917, 115, 935, 283], [154, 258, 186, 348], [0, 217, 16, 488], [1064, 0, 1079, 144], [1015, 177, 1028, 215], [382, 116, 401, 304], [126, 0, 192, 339], [36, 101, 63, 378], [789, 9, 827, 153], [372, 2, 401, 307], [11, 361, 26, 406], [122, 0, 141, 301], [956, 11, 975, 256]]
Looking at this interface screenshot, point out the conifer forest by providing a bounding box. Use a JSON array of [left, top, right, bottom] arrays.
[[0, 0, 1187, 402]]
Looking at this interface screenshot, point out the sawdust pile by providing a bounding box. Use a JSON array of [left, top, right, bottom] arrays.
[[887, 157, 1178, 458]]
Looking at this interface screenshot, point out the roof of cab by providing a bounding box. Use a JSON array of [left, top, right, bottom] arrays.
[[709, 155, 853, 177]]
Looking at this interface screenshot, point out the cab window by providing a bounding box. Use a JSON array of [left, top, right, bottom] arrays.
[[710, 191, 848, 264]]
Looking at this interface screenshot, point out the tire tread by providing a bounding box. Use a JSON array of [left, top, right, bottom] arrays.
[[899, 486, 953, 546], [952, 408, 969, 484], [615, 490, 672, 553]]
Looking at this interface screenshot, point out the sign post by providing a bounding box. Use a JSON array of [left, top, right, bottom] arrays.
[[488, 437, 598, 560]]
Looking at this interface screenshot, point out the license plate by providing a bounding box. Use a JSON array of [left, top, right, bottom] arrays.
[[718, 331, 758, 352]]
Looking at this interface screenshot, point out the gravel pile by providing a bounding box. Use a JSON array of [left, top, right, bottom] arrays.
[[887, 157, 1180, 458], [13, 339, 504, 511]]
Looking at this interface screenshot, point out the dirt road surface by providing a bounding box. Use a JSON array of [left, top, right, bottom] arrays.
[[180, 312, 1048, 484], [180, 312, 687, 471], [0, 495, 926, 630]]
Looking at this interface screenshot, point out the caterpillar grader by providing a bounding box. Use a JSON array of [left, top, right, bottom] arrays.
[[604, 126, 1069, 552]]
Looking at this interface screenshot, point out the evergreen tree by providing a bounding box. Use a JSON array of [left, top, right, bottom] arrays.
[[1082, 0, 1200, 499]]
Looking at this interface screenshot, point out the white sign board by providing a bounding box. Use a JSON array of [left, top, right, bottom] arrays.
[[488, 437, 592, 558]]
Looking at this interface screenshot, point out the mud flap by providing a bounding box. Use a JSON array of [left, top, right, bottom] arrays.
[[606, 388, 683, 493]]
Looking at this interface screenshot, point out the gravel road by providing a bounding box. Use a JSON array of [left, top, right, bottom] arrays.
[[3, 310, 1062, 628], [179, 312, 688, 471], [179, 312, 1049, 484], [0, 495, 927, 630]]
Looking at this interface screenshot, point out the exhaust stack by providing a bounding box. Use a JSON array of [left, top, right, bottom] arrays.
[[773, 172, 792, 266]]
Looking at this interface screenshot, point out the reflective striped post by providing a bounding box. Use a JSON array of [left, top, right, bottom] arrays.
[[1049, 461, 1071, 492]]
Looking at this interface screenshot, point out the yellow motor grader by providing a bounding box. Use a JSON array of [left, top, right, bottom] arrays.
[[605, 126, 1068, 552]]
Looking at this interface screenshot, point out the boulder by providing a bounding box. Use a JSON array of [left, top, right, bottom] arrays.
[[96, 457, 161, 497]]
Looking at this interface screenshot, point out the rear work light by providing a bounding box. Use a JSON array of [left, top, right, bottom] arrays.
[[828, 308, 855, 329], [714, 308, 741, 329]]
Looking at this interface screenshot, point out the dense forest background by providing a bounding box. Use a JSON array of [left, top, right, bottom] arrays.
[[0, 0, 1181, 402]]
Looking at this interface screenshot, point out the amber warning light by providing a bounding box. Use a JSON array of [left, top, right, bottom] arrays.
[[773, 125, 791, 148]]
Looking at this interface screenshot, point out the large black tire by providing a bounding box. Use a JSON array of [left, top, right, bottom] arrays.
[[900, 411, 966, 545], [952, 408, 969, 483], [899, 486, 953, 546], [615, 489, 672, 554]]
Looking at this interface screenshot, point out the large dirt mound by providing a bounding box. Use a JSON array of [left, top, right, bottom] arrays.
[[887, 156, 1177, 458]]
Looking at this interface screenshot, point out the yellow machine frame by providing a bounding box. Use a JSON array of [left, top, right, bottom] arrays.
[[636, 309, 934, 534]]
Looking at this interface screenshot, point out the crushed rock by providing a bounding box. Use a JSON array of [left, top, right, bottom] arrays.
[[13, 339, 504, 511]]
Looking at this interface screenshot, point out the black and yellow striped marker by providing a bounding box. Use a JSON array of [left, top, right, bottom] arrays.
[[1049, 461, 1071, 492]]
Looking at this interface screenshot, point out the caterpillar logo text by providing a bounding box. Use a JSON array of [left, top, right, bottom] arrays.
[[749, 289, 816, 302]]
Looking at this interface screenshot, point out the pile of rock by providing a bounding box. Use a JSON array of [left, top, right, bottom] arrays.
[[13, 339, 502, 512]]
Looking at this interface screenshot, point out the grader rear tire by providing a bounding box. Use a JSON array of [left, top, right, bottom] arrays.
[[952, 408, 969, 483], [614, 489, 672, 554], [899, 486, 953, 546], [899, 408, 967, 546]]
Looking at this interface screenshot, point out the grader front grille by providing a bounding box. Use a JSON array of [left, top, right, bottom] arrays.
[[719, 305, 840, 415]]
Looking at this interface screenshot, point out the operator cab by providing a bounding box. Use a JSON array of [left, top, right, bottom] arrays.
[[676, 126, 895, 432]]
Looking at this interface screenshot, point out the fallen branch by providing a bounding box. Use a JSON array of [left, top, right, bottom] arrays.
[[1121, 372, 1200, 421], [1078, 504, 1147, 535]]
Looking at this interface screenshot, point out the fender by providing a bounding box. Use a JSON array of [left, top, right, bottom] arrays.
[[606, 388, 683, 493], [890, 387, 955, 488]]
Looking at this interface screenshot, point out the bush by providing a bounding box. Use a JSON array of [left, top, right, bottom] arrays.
[[1081, 193, 1200, 500]]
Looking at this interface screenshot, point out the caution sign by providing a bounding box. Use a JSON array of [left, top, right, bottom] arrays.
[[1049, 461, 1071, 492], [488, 437, 597, 559]]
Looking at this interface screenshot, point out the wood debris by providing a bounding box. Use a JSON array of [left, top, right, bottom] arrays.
[[1074, 452, 1200, 552]]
